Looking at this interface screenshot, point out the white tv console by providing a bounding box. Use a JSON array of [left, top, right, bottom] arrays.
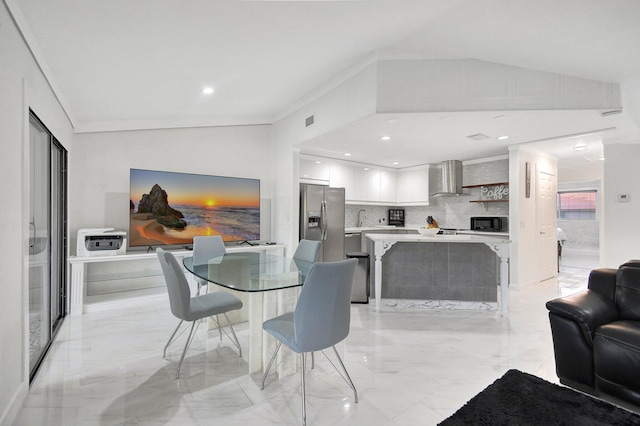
[[68, 244, 286, 316]]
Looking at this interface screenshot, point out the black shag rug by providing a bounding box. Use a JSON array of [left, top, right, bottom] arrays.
[[439, 369, 640, 425]]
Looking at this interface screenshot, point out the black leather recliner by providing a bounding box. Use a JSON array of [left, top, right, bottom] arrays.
[[546, 260, 640, 410]]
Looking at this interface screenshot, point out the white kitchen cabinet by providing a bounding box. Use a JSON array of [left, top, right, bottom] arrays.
[[366, 169, 381, 201], [379, 169, 397, 203], [329, 161, 355, 198], [300, 156, 330, 183], [300, 155, 430, 205], [397, 167, 430, 205], [350, 166, 369, 201], [397, 171, 412, 202]]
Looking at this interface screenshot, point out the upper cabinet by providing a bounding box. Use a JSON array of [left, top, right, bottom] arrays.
[[379, 169, 397, 204], [397, 167, 430, 205], [300, 155, 430, 206], [300, 157, 330, 183], [328, 161, 355, 198]]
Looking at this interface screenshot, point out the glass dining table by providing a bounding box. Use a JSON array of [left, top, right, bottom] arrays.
[[183, 252, 314, 374]]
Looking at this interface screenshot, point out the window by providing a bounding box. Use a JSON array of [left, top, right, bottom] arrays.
[[557, 190, 597, 220]]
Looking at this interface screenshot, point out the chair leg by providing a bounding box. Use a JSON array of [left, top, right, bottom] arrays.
[[164, 320, 183, 358], [331, 346, 358, 403], [300, 352, 307, 426], [311, 352, 314, 369], [215, 315, 223, 341], [261, 341, 282, 390], [176, 321, 198, 379], [223, 312, 242, 357]]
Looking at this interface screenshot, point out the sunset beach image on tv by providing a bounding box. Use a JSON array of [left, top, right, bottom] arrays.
[[129, 169, 260, 247]]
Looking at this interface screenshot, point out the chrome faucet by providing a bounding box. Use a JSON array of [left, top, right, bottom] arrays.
[[357, 209, 366, 227]]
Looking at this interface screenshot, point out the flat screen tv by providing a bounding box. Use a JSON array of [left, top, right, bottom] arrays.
[[129, 168, 260, 248]]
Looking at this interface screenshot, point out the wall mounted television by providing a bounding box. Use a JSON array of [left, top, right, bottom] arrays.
[[129, 168, 260, 248]]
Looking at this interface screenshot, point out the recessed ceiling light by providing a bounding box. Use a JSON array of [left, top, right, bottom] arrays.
[[315, 161, 321, 164], [498, 135, 509, 140], [344, 153, 352, 157], [363, 167, 369, 171], [599, 154, 605, 161], [573, 143, 587, 151], [381, 136, 391, 141], [202, 87, 214, 95], [392, 162, 399, 165]]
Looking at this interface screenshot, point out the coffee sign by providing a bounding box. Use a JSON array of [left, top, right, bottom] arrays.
[[481, 184, 509, 200]]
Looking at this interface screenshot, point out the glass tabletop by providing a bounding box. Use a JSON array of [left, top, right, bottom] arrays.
[[183, 252, 313, 292]]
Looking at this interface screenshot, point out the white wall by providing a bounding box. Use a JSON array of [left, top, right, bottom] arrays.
[[0, 3, 74, 423], [603, 143, 640, 267], [558, 162, 603, 183], [70, 125, 273, 249]]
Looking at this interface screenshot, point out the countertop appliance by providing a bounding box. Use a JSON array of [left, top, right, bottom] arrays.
[[388, 209, 405, 227], [77, 228, 127, 257], [300, 184, 345, 262], [470, 216, 508, 232]]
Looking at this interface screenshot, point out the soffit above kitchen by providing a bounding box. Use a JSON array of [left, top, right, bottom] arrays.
[[296, 59, 636, 168]]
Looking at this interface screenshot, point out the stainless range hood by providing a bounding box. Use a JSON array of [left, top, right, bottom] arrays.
[[432, 160, 463, 197]]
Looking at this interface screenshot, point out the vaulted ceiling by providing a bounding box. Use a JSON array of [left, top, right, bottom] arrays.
[[8, 0, 640, 167]]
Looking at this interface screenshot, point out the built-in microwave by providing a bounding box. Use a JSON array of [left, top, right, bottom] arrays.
[[470, 216, 508, 232]]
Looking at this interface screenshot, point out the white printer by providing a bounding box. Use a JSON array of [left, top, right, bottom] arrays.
[[77, 228, 127, 257]]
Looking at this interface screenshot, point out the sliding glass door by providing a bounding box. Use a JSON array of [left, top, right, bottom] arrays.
[[28, 111, 67, 380]]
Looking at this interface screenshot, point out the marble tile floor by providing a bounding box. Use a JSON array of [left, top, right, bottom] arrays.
[[15, 258, 598, 426]]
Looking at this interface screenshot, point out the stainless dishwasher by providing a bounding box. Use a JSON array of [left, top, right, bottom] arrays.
[[344, 232, 362, 255], [346, 251, 370, 303]]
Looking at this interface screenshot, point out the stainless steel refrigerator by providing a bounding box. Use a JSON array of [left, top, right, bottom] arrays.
[[299, 184, 345, 262]]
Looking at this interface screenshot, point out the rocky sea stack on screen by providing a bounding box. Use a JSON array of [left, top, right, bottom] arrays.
[[136, 184, 186, 229]]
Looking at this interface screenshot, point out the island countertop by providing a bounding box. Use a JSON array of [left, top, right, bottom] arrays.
[[366, 233, 510, 244]]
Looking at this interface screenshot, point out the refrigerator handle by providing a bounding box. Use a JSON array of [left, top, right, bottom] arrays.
[[321, 200, 328, 240]]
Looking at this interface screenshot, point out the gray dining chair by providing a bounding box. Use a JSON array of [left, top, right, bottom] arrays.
[[156, 248, 243, 379], [193, 235, 227, 294], [293, 239, 321, 263], [193, 235, 232, 341], [261, 258, 358, 425]]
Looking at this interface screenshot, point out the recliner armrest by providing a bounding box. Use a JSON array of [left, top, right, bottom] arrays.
[[546, 289, 618, 346]]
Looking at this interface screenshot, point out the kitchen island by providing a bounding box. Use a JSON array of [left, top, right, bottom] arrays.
[[366, 234, 510, 315]]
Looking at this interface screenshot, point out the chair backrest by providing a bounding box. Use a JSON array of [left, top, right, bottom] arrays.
[[293, 258, 357, 352], [616, 263, 640, 321], [293, 239, 321, 263], [193, 235, 226, 265], [156, 248, 191, 320]]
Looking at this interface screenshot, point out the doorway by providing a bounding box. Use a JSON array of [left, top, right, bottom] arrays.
[[28, 111, 67, 381], [537, 169, 558, 281]]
